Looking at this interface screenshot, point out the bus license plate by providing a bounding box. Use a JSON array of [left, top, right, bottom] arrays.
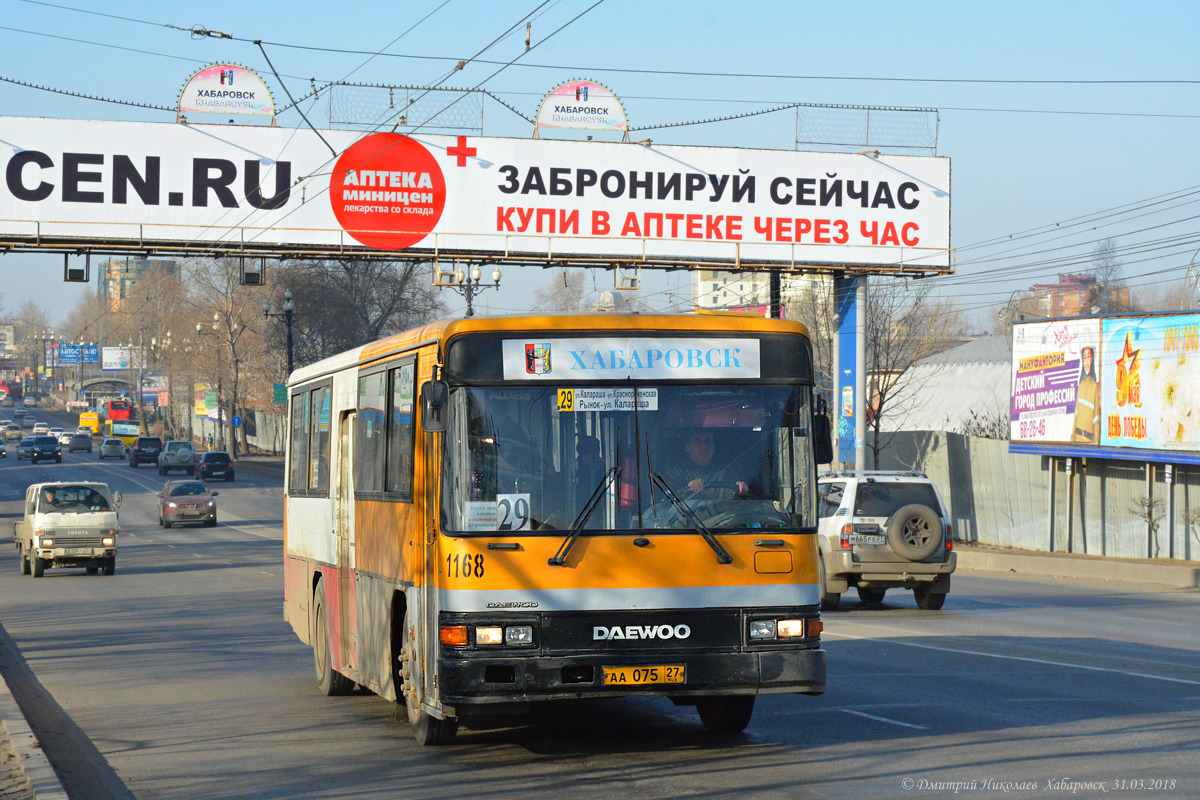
[[848, 533, 885, 545], [602, 665, 685, 686]]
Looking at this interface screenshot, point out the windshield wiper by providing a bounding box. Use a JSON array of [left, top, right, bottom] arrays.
[[548, 466, 621, 566], [648, 472, 733, 565]]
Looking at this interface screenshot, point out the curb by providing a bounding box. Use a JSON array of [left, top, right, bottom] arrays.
[[0, 672, 68, 800], [955, 546, 1200, 589]]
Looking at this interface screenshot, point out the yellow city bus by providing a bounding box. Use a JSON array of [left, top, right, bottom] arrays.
[[104, 420, 140, 448], [78, 411, 100, 435], [283, 312, 831, 745]]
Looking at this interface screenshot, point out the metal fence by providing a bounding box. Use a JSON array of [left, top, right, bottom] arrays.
[[873, 432, 1199, 562]]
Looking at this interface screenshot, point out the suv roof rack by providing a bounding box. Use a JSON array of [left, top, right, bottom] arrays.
[[819, 469, 928, 479]]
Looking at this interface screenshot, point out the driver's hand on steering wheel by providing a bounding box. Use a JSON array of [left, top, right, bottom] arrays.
[[687, 478, 749, 494]]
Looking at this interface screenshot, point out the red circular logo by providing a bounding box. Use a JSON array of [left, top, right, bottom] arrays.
[[330, 134, 446, 250]]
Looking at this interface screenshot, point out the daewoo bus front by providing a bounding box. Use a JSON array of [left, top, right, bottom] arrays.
[[428, 317, 828, 739]]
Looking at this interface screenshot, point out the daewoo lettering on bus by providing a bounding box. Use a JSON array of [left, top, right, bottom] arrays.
[[283, 311, 832, 745]]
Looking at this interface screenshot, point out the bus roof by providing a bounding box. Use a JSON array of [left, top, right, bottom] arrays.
[[287, 311, 810, 388]]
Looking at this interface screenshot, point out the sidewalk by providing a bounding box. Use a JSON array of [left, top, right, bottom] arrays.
[[955, 542, 1200, 589], [0, 538, 1193, 797], [0, 664, 63, 800]]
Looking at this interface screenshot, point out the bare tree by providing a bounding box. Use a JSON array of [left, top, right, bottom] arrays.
[[1130, 278, 1197, 312], [1088, 238, 1129, 314], [188, 258, 273, 458], [277, 257, 446, 365], [12, 300, 52, 393], [958, 406, 1010, 439], [865, 279, 967, 467], [532, 268, 593, 313], [1130, 496, 1165, 559], [784, 276, 836, 406]]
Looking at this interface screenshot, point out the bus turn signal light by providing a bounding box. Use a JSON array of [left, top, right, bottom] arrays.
[[439, 625, 469, 646]]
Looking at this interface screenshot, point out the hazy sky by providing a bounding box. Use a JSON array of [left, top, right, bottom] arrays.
[[3, 0, 1199, 328]]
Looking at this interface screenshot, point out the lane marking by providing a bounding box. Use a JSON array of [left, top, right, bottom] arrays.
[[825, 630, 1200, 686], [840, 709, 928, 730]]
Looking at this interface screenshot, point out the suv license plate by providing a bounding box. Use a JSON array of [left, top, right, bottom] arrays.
[[848, 533, 886, 545], [602, 665, 685, 686]]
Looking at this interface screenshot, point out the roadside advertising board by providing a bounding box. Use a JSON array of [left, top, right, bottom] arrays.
[[1012, 313, 1200, 459], [1010, 319, 1101, 445], [0, 116, 952, 270], [1100, 314, 1200, 451]]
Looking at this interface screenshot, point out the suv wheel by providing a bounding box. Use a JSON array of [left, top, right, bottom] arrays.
[[914, 585, 946, 610], [857, 587, 886, 605], [885, 504, 943, 561]]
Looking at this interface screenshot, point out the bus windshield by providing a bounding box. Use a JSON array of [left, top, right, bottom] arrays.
[[441, 384, 817, 534]]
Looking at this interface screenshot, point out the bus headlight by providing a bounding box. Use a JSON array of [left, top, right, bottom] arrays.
[[475, 626, 503, 645], [749, 620, 776, 639], [777, 619, 808, 638], [505, 625, 533, 645]]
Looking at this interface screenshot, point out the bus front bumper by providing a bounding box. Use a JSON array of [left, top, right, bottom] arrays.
[[439, 648, 825, 706]]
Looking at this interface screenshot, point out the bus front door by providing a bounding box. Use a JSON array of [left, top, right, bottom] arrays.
[[335, 412, 358, 677]]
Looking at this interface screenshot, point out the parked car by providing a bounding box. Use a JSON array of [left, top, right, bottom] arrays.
[[157, 440, 196, 475], [16, 437, 34, 460], [816, 470, 956, 611], [157, 480, 219, 528], [68, 433, 93, 453], [196, 451, 235, 481], [129, 437, 162, 468], [29, 435, 62, 464], [98, 438, 126, 460]]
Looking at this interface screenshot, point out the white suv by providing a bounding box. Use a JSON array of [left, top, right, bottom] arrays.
[[816, 470, 956, 610]]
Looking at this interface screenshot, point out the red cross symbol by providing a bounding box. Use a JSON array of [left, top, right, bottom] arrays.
[[447, 136, 477, 167]]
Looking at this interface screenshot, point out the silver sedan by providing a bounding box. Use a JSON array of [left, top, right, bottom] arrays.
[[97, 438, 126, 460]]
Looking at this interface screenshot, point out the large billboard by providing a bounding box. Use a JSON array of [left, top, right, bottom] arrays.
[[1010, 318, 1102, 445], [1100, 314, 1200, 451], [0, 116, 952, 270], [1011, 313, 1200, 460]]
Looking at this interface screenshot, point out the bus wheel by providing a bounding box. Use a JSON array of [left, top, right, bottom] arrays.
[[400, 629, 458, 745], [696, 696, 755, 734], [312, 581, 354, 696]]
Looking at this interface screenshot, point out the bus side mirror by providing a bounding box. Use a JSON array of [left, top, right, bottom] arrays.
[[812, 401, 834, 465], [421, 379, 449, 433]]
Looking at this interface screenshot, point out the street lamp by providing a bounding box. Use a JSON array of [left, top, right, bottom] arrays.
[[263, 288, 297, 377], [444, 264, 501, 317], [37, 330, 55, 395], [196, 319, 224, 452], [149, 333, 172, 436]]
